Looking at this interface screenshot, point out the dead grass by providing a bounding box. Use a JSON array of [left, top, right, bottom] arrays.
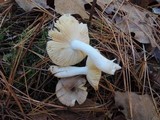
[[0, 0, 160, 120]]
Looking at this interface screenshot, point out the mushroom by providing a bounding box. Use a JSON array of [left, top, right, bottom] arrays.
[[47, 14, 89, 66], [47, 14, 121, 74], [56, 76, 88, 107], [49, 57, 101, 90]]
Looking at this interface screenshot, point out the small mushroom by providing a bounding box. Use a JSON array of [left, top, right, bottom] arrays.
[[49, 57, 101, 90], [56, 76, 88, 107], [47, 14, 121, 73]]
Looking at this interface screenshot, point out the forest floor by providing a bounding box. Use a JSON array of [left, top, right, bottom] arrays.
[[0, 0, 160, 120]]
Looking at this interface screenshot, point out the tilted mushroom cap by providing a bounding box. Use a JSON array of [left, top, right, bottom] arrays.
[[56, 76, 88, 107], [47, 14, 89, 66], [86, 57, 101, 90]]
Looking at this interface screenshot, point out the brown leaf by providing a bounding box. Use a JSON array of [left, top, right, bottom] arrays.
[[15, 0, 49, 11], [114, 91, 160, 120], [54, 0, 89, 19], [103, 1, 160, 48], [54, 0, 113, 19], [0, 0, 5, 3]]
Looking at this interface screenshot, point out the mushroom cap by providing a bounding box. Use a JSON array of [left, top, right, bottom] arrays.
[[56, 76, 88, 107], [47, 14, 90, 66], [86, 57, 101, 90]]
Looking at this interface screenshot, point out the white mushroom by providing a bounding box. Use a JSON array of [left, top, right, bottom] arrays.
[[56, 76, 88, 107], [47, 14, 89, 66], [49, 57, 101, 90], [47, 14, 121, 74]]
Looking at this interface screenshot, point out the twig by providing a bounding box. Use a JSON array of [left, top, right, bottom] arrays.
[[88, 0, 97, 26]]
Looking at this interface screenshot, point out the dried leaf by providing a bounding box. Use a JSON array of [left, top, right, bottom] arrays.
[[114, 91, 160, 120], [103, 1, 160, 48], [55, 0, 89, 19], [0, 0, 5, 3], [15, 0, 49, 11], [54, 0, 113, 19]]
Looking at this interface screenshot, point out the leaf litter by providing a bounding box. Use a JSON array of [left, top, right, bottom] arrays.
[[115, 91, 160, 120], [103, 0, 160, 48], [0, 0, 160, 119]]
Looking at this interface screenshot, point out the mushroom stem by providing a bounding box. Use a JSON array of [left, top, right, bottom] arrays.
[[49, 66, 87, 78], [71, 40, 121, 74]]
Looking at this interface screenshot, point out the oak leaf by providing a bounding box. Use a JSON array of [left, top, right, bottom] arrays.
[[115, 91, 160, 120]]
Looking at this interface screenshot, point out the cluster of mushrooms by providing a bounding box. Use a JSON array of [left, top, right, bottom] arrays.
[[46, 14, 121, 107]]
